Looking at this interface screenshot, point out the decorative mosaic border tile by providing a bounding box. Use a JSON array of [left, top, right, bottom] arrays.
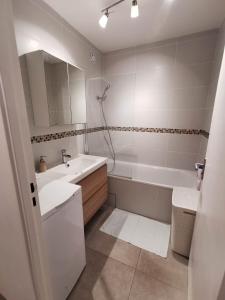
[[31, 126, 209, 144], [31, 126, 104, 144], [107, 126, 201, 135], [200, 130, 209, 138]]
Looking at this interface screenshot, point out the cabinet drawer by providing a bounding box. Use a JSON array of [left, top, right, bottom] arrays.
[[78, 165, 107, 204], [83, 183, 108, 225]]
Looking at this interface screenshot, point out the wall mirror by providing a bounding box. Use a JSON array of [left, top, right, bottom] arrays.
[[20, 50, 86, 127]]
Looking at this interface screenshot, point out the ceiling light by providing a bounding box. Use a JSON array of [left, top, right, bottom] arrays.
[[131, 0, 139, 18], [99, 10, 109, 28]]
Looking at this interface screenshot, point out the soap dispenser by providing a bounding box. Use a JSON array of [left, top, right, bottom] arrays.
[[39, 156, 47, 173]]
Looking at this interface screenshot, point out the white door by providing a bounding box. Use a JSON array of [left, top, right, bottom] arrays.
[[189, 36, 225, 299], [0, 79, 36, 300], [0, 1, 52, 299]]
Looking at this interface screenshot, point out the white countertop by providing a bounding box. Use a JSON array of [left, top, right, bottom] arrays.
[[172, 187, 200, 212], [39, 180, 81, 217], [36, 154, 108, 192]]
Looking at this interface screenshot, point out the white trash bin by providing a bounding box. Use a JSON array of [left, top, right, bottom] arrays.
[[171, 187, 200, 257]]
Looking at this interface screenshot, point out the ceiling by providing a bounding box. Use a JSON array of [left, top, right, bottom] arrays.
[[43, 0, 225, 53]]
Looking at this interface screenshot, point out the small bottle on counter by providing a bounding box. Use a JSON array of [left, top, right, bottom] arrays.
[[39, 155, 47, 173]]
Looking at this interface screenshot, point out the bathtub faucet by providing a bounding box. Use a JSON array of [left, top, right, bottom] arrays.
[[195, 159, 206, 180]]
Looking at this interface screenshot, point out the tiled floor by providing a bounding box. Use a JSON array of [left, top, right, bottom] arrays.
[[68, 206, 188, 300]]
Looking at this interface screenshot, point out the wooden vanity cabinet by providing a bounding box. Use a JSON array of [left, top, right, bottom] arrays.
[[77, 165, 108, 225]]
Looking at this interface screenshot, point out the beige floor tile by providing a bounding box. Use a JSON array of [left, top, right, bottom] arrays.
[[68, 248, 135, 300], [129, 270, 187, 300], [85, 206, 114, 239], [137, 248, 188, 291], [86, 230, 141, 267]]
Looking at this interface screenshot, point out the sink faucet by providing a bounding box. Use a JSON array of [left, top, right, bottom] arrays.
[[61, 149, 71, 165]]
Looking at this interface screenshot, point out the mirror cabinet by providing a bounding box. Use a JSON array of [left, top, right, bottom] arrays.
[[21, 50, 86, 127]]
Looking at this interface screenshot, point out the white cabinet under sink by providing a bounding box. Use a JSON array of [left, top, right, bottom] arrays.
[[37, 154, 108, 225]]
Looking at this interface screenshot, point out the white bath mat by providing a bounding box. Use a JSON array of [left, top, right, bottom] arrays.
[[100, 208, 170, 258]]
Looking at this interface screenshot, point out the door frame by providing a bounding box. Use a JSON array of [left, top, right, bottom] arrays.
[[0, 1, 52, 299]]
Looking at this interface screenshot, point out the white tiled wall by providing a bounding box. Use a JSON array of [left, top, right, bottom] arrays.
[[103, 31, 217, 130], [12, 0, 102, 168], [88, 30, 219, 170]]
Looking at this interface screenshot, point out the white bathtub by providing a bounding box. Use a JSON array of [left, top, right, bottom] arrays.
[[107, 160, 197, 223]]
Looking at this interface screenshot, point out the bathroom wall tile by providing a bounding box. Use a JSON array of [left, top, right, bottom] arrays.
[[132, 132, 168, 166], [104, 74, 135, 126], [202, 108, 214, 132], [87, 131, 108, 157], [135, 66, 176, 93], [174, 62, 213, 89], [134, 109, 170, 128], [133, 132, 169, 151], [166, 151, 198, 170], [205, 82, 218, 109], [197, 136, 208, 162], [135, 149, 168, 167], [167, 134, 201, 154], [103, 51, 136, 76], [127, 133, 166, 166], [171, 86, 209, 110], [86, 78, 103, 128], [110, 131, 134, 151], [167, 109, 204, 129], [134, 88, 174, 111], [176, 32, 217, 65], [135, 43, 176, 73], [110, 131, 136, 162]]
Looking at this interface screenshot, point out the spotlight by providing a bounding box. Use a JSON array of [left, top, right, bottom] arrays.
[[131, 0, 139, 18], [99, 10, 109, 28]]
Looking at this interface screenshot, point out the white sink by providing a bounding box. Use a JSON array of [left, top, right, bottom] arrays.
[[50, 156, 100, 175], [49, 164, 81, 176], [36, 154, 107, 191]]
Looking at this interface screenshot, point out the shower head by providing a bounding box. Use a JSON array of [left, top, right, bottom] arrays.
[[97, 83, 111, 102]]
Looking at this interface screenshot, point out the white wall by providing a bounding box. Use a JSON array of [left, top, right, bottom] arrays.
[[189, 22, 225, 300], [0, 1, 37, 299], [0, 95, 36, 300], [88, 31, 218, 170], [12, 0, 102, 168], [197, 24, 225, 167]]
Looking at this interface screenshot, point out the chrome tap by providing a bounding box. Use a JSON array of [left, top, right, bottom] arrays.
[[61, 149, 71, 165], [195, 159, 206, 180]]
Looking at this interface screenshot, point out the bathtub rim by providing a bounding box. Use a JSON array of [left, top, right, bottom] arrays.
[[108, 173, 176, 189], [107, 159, 197, 189]]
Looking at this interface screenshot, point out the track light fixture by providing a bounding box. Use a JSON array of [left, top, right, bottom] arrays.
[[99, 0, 139, 28]]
